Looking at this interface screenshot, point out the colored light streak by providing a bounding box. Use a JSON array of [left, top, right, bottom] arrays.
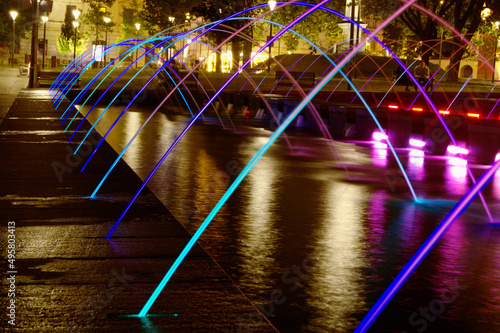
[[406, 0, 495, 223], [439, 110, 450, 115], [412, 107, 423, 112], [350, 55, 395, 104], [447, 145, 469, 155], [356, 159, 500, 333], [137, 0, 338, 317], [290, 0, 499, 319], [137, 0, 419, 319], [130, 0, 500, 325], [88, 3, 418, 209], [409, 149, 424, 157], [409, 138, 426, 148], [79, 35, 220, 166], [106, 1, 339, 229], [388, 105, 398, 109], [372, 131, 388, 142], [449, 165, 467, 178], [467, 113, 480, 118], [71, 40, 188, 151], [374, 142, 387, 149], [54, 62, 88, 108], [106, 2, 422, 240], [365, 4, 495, 224], [62, 45, 145, 129], [448, 156, 468, 166], [96, 13, 418, 208], [485, 97, 500, 120]]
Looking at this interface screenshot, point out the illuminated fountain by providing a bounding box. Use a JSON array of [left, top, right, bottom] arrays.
[[48, 1, 500, 332]]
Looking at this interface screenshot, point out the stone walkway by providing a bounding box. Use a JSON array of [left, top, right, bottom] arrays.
[[0, 76, 274, 332]]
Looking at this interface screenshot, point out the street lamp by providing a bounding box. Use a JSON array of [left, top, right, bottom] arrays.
[[103, 17, 111, 66], [72, 21, 79, 61], [41, 15, 48, 69], [438, 1, 444, 69], [72, 9, 80, 61], [267, 0, 276, 73], [135, 23, 140, 69], [492, 21, 500, 83], [9, 10, 18, 68]]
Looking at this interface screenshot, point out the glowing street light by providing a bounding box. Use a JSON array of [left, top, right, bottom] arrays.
[[9, 10, 18, 68], [267, 1, 276, 73], [73, 9, 80, 20], [41, 15, 49, 69]]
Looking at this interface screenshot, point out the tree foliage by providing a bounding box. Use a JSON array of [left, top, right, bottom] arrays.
[[58, 4, 89, 56], [60, 6, 76, 42], [57, 33, 88, 56], [81, 1, 115, 44], [363, 0, 500, 81], [140, 0, 202, 34], [266, 1, 344, 53], [0, 1, 31, 52], [190, 1, 345, 72], [117, 0, 144, 42]]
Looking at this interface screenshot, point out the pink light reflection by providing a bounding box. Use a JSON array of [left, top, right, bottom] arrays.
[[374, 142, 388, 149], [448, 157, 468, 167], [409, 149, 425, 158]]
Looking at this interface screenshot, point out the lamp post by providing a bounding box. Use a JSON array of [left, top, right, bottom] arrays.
[[103, 17, 111, 66], [28, 0, 39, 88], [72, 21, 79, 61], [267, 0, 276, 73], [135, 23, 140, 69], [9, 10, 18, 68], [41, 14, 48, 69], [438, 0, 444, 69], [72, 9, 80, 61], [438, 28, 444, 69], [167, 16, 174, 61], [492, 21, 500, 83]]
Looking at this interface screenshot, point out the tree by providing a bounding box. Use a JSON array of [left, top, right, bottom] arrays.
[[57, 7, 88, 57], [117, 0, 143, 42], [191, 0, 249, 73], [59, 6, 75, 42], [255, 1, 343, 53], [364, 0, 500, 82], [140, 0, 202, 34], [57, 33, 87, 56], [191, 1, 344, 72], [81, 0, 115, 62], [0, 3, 31, 55]]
